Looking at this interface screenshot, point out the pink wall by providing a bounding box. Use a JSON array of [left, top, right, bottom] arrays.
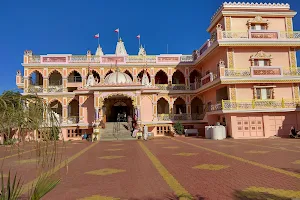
[[233, 47, 290, 69], [141, 96, 153, 122], [235, 83, 294, 101], [235, 84, 254, 100], [230, 17, 286, 31], [82, 95, 94, 124], [200, 48, 227, 75]]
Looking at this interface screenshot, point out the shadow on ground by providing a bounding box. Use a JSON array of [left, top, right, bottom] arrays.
[[233, 190, 294, 200]]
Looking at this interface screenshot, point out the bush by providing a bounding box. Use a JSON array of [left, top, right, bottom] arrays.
[[173, 122, 184, 135]]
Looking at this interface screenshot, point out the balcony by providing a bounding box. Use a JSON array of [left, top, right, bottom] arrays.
[[220, 67, 300, 78], [221, 30, 300, 40], [210, 99, 299, 112]]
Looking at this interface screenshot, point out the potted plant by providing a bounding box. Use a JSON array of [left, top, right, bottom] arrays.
[[173, 122, 184, 137]]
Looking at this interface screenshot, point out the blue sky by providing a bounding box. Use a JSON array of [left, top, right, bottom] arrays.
[[1, 0, 300, 92]]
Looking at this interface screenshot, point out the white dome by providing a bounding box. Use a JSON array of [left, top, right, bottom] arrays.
[[104, 71, 133, 84]]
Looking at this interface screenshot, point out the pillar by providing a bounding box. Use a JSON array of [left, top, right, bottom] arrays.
[[186, 102, 192, 120], [43, 78, 48, 93], [79, 96, 85, 123], [62, 97, 68, 123], [95, 108, 99, 122], [151, 75, 155, 86]]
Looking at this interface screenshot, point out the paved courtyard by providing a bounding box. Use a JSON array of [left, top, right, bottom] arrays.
[[1, 137, 300, 200]]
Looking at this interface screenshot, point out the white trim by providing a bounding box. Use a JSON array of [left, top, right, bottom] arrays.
[[253, 85, 276, 88], [207, 108, 298, 115]]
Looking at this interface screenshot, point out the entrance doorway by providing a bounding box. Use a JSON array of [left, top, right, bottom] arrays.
[[103, 95, 134, 122]]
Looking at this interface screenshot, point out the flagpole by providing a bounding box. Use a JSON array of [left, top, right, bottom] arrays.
[[138, 37, 141, 48], [98, 37, 99, 46], [118, 31, 120, 41]]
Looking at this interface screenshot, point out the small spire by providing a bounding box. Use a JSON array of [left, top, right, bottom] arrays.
[[95, 44, 104, 56], [115, 38, 127, 55], [138, 45, 146, 56]]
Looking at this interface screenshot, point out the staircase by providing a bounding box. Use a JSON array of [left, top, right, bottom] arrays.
[[100, 122, 136, 141]]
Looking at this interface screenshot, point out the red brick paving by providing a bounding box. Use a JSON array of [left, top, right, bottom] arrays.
[[43, 141, 173, 200], [1, 138, 300, 199]]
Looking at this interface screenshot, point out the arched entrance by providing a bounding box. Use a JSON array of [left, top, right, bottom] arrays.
[[103, 95, 134, 122]]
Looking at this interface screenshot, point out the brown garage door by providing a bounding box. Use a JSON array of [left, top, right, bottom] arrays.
[[236, 116, 264, 138], [269, 114, 296, 137]]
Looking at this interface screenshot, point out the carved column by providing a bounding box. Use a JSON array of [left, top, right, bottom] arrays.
[[293, 83, 299, 100], [43, 78, 49, 93], [152, 94, 158, 121], [186, 103, 191, 120], [62, 97, 68, 123], [289, 48, 297, 71], [24, 77, 29, 93], [285, 17, 293, 32], [225, 16, 231, 31], [151, 75, 155, 86], [227, 48, 234, 69], [79, 96, 86, 123], [229, 85, 237, 101]]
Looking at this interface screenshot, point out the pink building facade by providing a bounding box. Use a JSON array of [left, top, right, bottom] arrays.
[[16, 2, 300, 139]]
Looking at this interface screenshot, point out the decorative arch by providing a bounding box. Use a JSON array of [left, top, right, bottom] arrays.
[[67, 69, 82, 77], [28, 69, 43, 78], [29, 70, 43, 86], [124, 70, 133, 81], [48, 69, 63, 77], [49, 70, 63, 86], [49, 100, 63, 117], [89, 70, 100, 84], [157, 97, 169, 114], [48, 98, 63, 105], [104, 70, 113, 79], [154, 68, 168, 76], [191, 97, 204, 120], [172, 70, 185, 84], [189, 69, 202, 83], [172, 68, 185, 76], [100, 92, 137, 106], [155, 70, 168, 84], [173, 97, 186, 114], [137, 70, 151, 83], [68, 70, 82, 82]]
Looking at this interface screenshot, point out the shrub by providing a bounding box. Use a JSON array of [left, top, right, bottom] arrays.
[[173, 122, 184, 135]]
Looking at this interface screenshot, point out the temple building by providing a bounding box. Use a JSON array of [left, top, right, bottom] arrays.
[[16, 2, 300, 139]]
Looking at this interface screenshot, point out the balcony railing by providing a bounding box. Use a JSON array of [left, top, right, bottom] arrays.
[[156, 84, 187, 90], [222, 31, 300, 40], [48, 85, 63, 93], [221, 67, 300, 78], [157, 114, 191, 121], [210, 99, 300, 112], [67, 116, 79, 124], [28, 85, 43, 93], [68, 76, 82, 83]]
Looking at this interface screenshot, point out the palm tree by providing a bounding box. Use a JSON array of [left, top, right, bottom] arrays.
[[0, 90, 62, 199]]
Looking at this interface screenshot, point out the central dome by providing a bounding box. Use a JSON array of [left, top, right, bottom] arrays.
[[104, 71, 133, 84]]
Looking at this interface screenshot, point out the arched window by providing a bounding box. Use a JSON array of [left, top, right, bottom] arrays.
[[68, 71, 82, 83], [155, 70, 168, 84], [191, 97, 204, 120], [68, 99, 79, 123], [49, 70, 62, 86], [157, 98, 169, 114], [173, 97, 186, 114], [172, 70, 185, 84], [29, 70, 43, 86]]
